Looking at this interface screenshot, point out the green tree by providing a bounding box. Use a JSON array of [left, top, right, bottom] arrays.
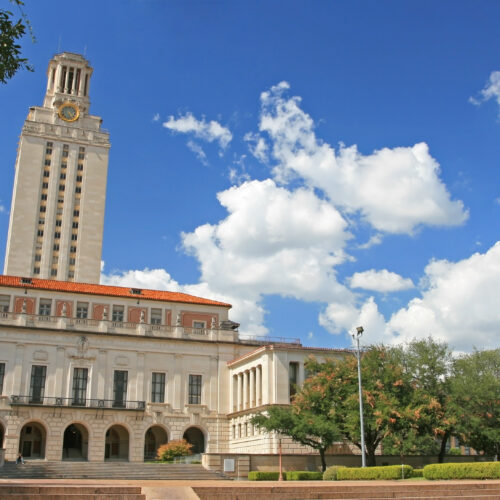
[[251, 374, 343, 472], [451, 349, 500, 459], [0, 0, 34, 84], [386, 338, 456, 462]]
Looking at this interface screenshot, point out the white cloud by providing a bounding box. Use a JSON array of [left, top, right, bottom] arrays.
[[163, 112, 232, 149], [0, 204, 5, 214], [257, 82, 468, 234], [152, 113, 160, 122], [244, 132, 268, 162], [495, 197, 500, 205], [357, 233, 383, 249], [470, 71, 500, 115], [348, 269, 415, 292], [187, 140, 208, 166], [321, 242, 500, 351]]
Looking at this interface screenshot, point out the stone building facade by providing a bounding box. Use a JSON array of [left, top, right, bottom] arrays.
[[0, 276, 345, 465]]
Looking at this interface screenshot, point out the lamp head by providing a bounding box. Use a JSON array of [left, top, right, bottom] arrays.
[[356, 326, 364, 335]]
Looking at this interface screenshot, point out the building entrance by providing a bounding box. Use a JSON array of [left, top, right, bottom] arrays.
[[104, 425, 129, 461], [183, 427, 205, 454], [19, 422, 46, 459], [144, 426, 168, 460], [62, 424, 88, 460]]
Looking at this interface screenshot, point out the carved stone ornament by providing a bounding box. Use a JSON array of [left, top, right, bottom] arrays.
[[176, 312, 182, 326], [77, 336, 89, 355]]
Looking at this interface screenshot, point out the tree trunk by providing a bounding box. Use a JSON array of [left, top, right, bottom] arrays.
[[319, 448, 327, 472], [366, 443, 377, 467], [438, 430, 450, 463]]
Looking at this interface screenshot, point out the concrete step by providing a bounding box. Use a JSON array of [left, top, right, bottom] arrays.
[[0, 461, 226, 480]]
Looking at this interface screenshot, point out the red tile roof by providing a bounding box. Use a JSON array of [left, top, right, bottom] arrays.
[[0, 275, 231, 308]]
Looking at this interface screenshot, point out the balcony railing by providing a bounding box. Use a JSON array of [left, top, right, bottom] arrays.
[[10, 395, 145, 410]]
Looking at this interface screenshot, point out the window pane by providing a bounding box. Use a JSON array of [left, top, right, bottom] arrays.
[[0, 363, 5, 394], [113, 370, 128, 407], [29, 365, 47, 403], [188, 374, 202, 404], [151, 372, 165, 403], [72, 367, 88, 405], [39, 299, 51, 316], [289, 362, 299, 400]]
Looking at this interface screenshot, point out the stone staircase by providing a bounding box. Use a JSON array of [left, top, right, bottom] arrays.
[[192, 482, 500, 500], [0, 460, 227, 480], [0, 485, 145, 500]]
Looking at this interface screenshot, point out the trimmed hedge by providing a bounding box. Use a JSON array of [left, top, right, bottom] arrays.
[[248, 471, 283, 481], [286, 471, 323, 481], [323, 465, 346, 481], [337, 465, 413, 480], [411, 469, 424, 478], [423, 462, 500, 480]]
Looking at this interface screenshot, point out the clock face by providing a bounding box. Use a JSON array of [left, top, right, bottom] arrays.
[[58, 103, 79, 122]]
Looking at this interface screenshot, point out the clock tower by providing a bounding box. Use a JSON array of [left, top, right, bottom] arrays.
[[3, 52, 110, 283]]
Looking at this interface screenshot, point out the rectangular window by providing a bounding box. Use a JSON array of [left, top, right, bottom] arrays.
[[72, 367, 88, 405], [76, 302, 88, 319], [46, 141, 53, 147], [77, 164, 83, 171], [62, 150, 68, 158], [112, 305, 124, 322], [0, 295, 10, 312], [50, 268, 57, 276], [76, 176, 83, 182], [150, 308, 162, 325], [69, 258, 76, 265], [0, 363, 4, 394], [73, 210, 79, 217], [37, 230, 44, 237], [29, 365, 47, 403], [193, 321, 205, 333], [39, 299, 51, 316], [42, 182, 48, 189], [55, 220, 62, 227], [54, 232, 61, 239], [35, 254, 41, 262], [43, 171, 50, 177], [289, 362, 299, 400], [41, 194, 47, 201], [53, 244, 59, 251], [72, 222, 78, 228], [188, 374, 202, 404], [70, 246, 77, 253], [59, 184, 65, 191], [151, 372, 166, 403], [44, 159, 51, 166], [113, 370, 128, 407], [60, 173, 66, 180], [40, 206, 46, 213], [71, 234, 77, 241], [33, 267, 40, 274], [45, 148, 52, 155]]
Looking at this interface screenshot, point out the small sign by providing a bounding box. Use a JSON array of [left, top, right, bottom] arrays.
[[223, 458, 235, 472]]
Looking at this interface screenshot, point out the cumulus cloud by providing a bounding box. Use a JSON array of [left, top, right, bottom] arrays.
[[321, 242, 500, 351], [470, 71, 500, 115], [244, 132, 268, 162], [258, 82, 468, 234], [187, 140, 208, 165], [348, 269, 415, 292], [163, 112, 232, 149]]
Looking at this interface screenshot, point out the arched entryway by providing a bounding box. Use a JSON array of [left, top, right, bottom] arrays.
[[105, 425, 129, 461], [62, 423, 88, 460], [183, 427, 205, 454], [19, 422, 46, 459], [144, 426, 168, 460]]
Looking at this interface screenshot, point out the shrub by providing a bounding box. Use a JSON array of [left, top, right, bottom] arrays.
[[337, 465, 413, 480], [423, 462, 500, 480], [323, 465, 346, 481], [156, 439, 193, 461], [248, 471, 283, 481], [448, 447, 462, 456], [286, 471, 323, 481], [411, 469, 424, 478]]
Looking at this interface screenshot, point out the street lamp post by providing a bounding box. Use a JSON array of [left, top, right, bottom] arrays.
[[352, 326, 367, 468], [278, 436, 283, 481]]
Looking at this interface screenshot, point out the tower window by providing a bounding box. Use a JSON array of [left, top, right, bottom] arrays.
[[51, 269, 57, 276], [40, 206, 46, 213], [41, 194, 47, 201], [62, 151, 68, 158], [55, 220, 62, 227], [73, 210, 79, 217], [33, 267, 40, 274], [37, 230, 43, 237], [35, 254, 41, 262], [70, 246, 77, 253], [78, 153, 85, 160], [59, 185, 65, 191], [71, 234, 77, 241], [44, 159, 51, 166], [72, 222, 78, 229], [77, 164, 83, 171], [75, 187, 81, 193], [45, 148, 52, 155], [69, 258, 76, 265], [43, 171, 50, 177], [46, 142, 53, 147], [42, 182, 48, 189], [54, 232, 61, 239], [53, 244, 59, 251], [60, 173, 66, 180], [76, 176, 82, 182]]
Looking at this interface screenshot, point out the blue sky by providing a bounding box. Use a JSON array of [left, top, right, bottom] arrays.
[[1, 1, 500, 352]]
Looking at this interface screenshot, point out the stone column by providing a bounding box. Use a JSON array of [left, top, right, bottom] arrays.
[[54, 346, 65, 397], [96, 350, 107, 400], [237, 373, 242, 411], [256, 364, 262, 406], [249, 368, 255, 408], [242, 371, 248, 409]]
